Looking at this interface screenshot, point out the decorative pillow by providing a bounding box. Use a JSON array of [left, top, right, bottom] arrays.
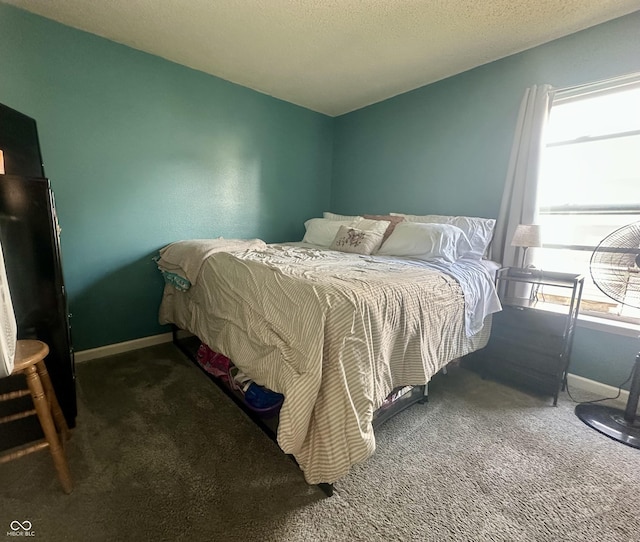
[[377, 222, 473, 263], [390, 213, 495, 259], [302, 218, 353, 247], [323, 211, 361, 221], [363, 214, 405, 245], [348, 217, 390, 252], [330, 226, 384, 255]]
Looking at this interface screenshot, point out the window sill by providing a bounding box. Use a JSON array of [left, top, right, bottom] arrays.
[[577, 314, 640, 338]]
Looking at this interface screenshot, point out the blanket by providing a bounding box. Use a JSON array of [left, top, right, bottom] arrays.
[[156, 238, 267, 286], [159, 244, 495, 484]]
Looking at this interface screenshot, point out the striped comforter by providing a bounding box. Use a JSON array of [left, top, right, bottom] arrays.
[[159, 244, 493, 484]]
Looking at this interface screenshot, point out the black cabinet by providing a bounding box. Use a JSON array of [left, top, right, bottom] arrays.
[[0, 104, 75, 451], [472, 268, 584, 405]]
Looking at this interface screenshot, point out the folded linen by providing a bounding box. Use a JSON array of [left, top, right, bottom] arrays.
[[156, 238, 267, 286]]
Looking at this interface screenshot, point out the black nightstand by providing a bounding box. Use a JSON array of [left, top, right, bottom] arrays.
[[473, 267, 584, 405]]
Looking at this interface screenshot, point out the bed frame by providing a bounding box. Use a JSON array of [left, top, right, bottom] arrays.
[[171, 325, 428, 497]]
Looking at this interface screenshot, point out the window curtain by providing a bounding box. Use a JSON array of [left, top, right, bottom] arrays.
[[0, 236, 17, 378], [491, 84, 554, 266]]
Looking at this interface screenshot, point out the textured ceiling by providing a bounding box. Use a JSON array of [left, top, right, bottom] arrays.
[[4, 0, 640, 116]]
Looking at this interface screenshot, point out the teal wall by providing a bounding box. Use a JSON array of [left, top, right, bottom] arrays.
[[332, 12, 640, 219], [332, 12, 640, 388], [0, 4, 333, 350], [572, 327, 639, 391]]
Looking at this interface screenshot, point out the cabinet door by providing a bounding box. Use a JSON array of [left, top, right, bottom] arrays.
[[490, 307, 567, 356], [0, 103, 44, 178], [0, 175, 75, 450], [476, 306, 568, 396]]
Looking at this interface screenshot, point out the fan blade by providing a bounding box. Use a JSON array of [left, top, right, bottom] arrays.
[[590, 221, 640, 308]]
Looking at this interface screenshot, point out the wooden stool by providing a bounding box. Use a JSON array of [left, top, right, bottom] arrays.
[[0, 340, 73, 494]]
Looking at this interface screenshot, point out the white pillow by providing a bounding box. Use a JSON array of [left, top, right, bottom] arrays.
[[303, 218, 353, 246], [323, 211, 360, 222], [330, 226, 385, 255], [377, 222, 473, 263], [390, 213, 495, 259]]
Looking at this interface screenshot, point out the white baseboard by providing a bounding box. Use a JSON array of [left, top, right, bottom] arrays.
[[74, 332, 174, 363], [566, 372, 629, 407]]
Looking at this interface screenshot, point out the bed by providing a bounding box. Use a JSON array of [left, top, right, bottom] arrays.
[[157, 213, 501, 488]]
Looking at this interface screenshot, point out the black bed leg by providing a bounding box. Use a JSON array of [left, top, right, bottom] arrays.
[[318, 483, 334, 497], [419, 383, 428, 404]]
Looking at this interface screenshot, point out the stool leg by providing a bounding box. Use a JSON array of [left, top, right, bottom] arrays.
[[24, 365, 73, 494], [36, 361, 71, 442]]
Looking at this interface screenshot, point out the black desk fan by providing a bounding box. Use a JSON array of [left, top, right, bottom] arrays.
[[575, 221, 640, 448]]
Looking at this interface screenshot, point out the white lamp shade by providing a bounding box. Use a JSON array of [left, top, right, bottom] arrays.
[[511, 224, 542, 248]]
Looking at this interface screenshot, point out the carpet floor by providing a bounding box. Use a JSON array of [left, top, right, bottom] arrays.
[[1, 343, 639, 541]]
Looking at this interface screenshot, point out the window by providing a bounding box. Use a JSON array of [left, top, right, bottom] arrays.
[[535, 77, 640, 323]]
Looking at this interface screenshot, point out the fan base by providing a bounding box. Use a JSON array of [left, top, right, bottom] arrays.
[[575, 403, 640, 449]]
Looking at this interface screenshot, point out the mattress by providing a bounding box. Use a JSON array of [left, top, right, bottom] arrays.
[[159, 243, 498, 484]]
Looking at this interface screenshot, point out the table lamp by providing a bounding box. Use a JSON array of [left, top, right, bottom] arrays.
[[511, 224, 542, 269]]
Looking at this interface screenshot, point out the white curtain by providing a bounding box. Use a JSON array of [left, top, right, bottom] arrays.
[[0, 237, 16, 378], [491, 84, 554, 266]]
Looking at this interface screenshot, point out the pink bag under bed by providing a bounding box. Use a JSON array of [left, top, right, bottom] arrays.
[[196, 343, 232, 382], [196, 343, 284, 417]]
